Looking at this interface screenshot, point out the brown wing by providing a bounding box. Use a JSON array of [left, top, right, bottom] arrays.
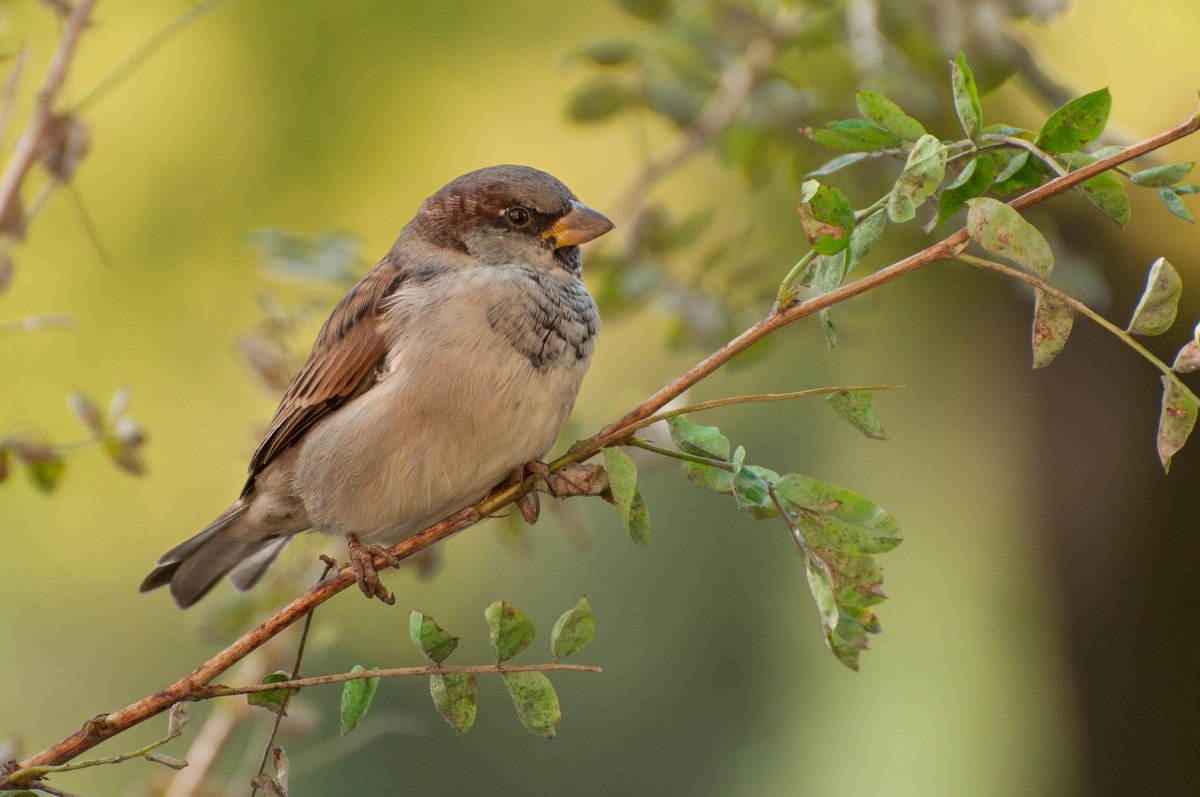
[[242, 262, 404, 494]]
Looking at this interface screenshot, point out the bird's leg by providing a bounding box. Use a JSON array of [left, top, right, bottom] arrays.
[[512, 462, 546, 525], [345, 532, 401, 605]]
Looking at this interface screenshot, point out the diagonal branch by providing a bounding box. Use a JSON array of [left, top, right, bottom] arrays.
[[3, 104, 1198, 792]]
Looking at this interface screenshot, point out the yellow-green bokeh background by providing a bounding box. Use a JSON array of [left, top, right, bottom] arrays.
[[3, 1, 1199, 794]]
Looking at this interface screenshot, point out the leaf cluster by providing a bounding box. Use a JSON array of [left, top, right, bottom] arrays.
[[317, 599, 597, 739], [0, 385, 145, 493], [602, 390, 897, 671]]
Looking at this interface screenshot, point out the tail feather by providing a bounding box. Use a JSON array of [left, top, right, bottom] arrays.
[[229, 537, 292, 591], [140, 502, 294, 608]]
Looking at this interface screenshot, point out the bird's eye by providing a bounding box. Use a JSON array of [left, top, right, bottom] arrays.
[[505, 207, 531, 227]]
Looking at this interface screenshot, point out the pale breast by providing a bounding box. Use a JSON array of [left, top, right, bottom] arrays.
[[289, 265, 597, 544]]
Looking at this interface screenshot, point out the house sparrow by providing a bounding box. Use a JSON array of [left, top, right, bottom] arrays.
[[140, 165, 613, 608]]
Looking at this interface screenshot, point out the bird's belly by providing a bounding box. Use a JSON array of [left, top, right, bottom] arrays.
[[290, 342, 587, 544]]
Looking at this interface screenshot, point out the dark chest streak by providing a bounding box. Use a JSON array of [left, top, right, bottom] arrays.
[[487, 268, 597, 371]]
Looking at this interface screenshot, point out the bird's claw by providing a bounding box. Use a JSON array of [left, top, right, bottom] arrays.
[[346, 533, 400, 605]]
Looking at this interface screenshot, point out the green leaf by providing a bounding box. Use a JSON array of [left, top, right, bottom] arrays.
[[1091, 145, 1125, 159], [1035, 87, 1111, 153], [966, 197, 1054, 278], [408, 611, 459, 664], [1081, 169, 1130, 226], [1159, 187, 1195, 223], [642, 67, 707, 129], [824, 390, 888, 439], [887, 134, 947, 222], [855, 90, 926, 141], [623, 489, 651, 546], [934, 155, 994, 225], [845, 210, 886, 276], [1128, 257, 1181, 336], [249, 228, 361, 284], [805, 119, 905, 152], [1130, 161, 1194, 187], [67, 391, 103, 435], [247, 671, 297, 713], [798, 183, 856, 255], [950, 51, 982, 142], [25, 459, 63, 493], [775, 474, 903, 555], [683, 460, 733, 494], [565, 78, 637, 123], [992, 150, 1029, 184], [991, 151, 1046, 196], [502, 672, 562, 738], [1157, 376, 1198, 472], [1058, 152, 1129, 226], [804, 553, 839, 634], [806, 151, 872, 178], [743, 466, 782, 519], [574, 37, 637, 67], [1031, 289, 1074, 368], [551, 597, 596, 661], [603, 448, 651, 545], [12, 437, 65, 492], [339, 665, 380, 736], [430, 673, 477, 735], [617, 0, 670, 21], [485, 601, 536, 662], [732, 464, 773, 510], [666, 415, 730, 460], [824, 550, 887, 609]]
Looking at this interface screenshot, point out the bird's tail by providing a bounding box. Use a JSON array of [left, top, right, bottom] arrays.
[[139, 502, 292, 608]]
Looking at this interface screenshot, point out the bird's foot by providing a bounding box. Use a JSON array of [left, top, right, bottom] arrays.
[[511, 462, 547, 525], [346, 533, 401, 605]]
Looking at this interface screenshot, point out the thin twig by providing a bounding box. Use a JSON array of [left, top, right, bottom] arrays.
[[620, 384, 903, 437], [71, 0, 233, 114], [250, 558, 331, 797], [956, 252, 1200, 409], [768, 484, 813, 560], [203, 663, 603, 698], [3, 103, 1198, 794], [626, 438, 734, 471], [981, 133, 1068, 177], [0, 0, 98, 231], [601, 10, 801, 225], [0, 44, 31, 145]]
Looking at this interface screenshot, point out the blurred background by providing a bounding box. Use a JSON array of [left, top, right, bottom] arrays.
[[2, 0, 1199, 794]]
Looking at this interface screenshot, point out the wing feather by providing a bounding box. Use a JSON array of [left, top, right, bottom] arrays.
[[242, 262, 401, 493]]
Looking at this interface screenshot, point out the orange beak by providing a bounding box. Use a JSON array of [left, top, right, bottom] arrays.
[[543, 201, 614, 248]]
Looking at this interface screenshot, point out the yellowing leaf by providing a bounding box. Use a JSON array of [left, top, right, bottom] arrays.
[[1127, 257, 1181, 336], [1032, 289, 1073, 368], [966, 197, 1054, 278], [1157, 376, 1197, 472]]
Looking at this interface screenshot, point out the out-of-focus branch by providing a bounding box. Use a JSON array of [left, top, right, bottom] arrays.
[[0, 0, 98, 234], [600, 10, 802, 226]]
